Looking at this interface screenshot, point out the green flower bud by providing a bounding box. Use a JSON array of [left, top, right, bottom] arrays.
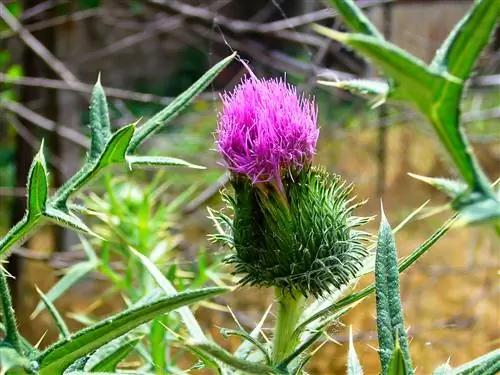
[[212, 166, 371, 297]]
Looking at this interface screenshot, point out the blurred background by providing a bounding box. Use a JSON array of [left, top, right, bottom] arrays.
[[0, 0, 498, 373]]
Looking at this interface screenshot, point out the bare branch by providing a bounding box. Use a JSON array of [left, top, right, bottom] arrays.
[[1, 100, 90, 148]]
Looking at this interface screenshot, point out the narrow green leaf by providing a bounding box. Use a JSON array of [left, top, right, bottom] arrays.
[[31, 261, 97, 319], [187, 340, 281, 374], [408, 174, 467, 198], [221, 329, 271, 365], [290, 354, 312, 375], [452, 194, 500, 226], [126, 155, 205, 169], [98, 123, 135, 166], [387, 342, 409, 375], [347, 326, 363, 375], [313, 25, 447, 108], [318, 79, 389, 104], [327, 0, 383, 38], [128, 52, 236, 152], [37, 287, 228, 375], [453, 349, 500, 375], [84, 332, 143, 372], [27, 142, 49, 219], [34, 286, 71, 340], [375, 207, 413, 374], [44, 207, 99, 237], [88, 75, 112, 160], [150, 319, 166, 373], [130, 248, 206, 340], [0, 346, 32, 374], [432, 0, 500, 80]]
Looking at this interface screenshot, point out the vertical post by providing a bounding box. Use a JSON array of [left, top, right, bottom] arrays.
[[376, 1, 393, 198]]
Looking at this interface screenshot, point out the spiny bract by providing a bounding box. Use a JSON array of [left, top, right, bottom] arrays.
[[212, 167, 371, 297]]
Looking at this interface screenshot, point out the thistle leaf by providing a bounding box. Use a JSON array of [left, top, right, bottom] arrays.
[[453, 349, 500, 375], [128, 52, 236, 152], [387, 341, 409, 375], [27, 142, 49, 220], [126, 155, 205, 169], [375, 207, 413, 374], [318, 79, 389, 102], [44, 207, 98, 237], [313, 25, 444, 109], [432, 0, 500, 81], [88, 75, 112, 160], [98, 123, 135, 167], [36, 287, 228, 375], [327, 0, 383, 38], [84, 331, 143, 372], [186, 340, 282, 374], [408, 173, 467, 198]]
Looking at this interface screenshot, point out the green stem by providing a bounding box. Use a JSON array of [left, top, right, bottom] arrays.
[[0, 267, 22, 353], [272, 289, 306, 366]]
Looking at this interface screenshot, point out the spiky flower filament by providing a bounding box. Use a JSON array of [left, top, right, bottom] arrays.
[[216, 76, 318, 185]]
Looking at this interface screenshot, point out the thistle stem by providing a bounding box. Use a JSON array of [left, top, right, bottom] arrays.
[[271, 288, 306, 366], [0, 266, 22, 353]]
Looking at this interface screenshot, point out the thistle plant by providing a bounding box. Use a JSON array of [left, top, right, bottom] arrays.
[[211, 76, 372, 367]]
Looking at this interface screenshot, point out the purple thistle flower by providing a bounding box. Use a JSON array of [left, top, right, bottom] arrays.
[[216, 76, 319, 184]]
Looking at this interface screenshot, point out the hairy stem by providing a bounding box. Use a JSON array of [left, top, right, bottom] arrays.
[[0, 267, 22, 353], [272, 289, 306, 366]]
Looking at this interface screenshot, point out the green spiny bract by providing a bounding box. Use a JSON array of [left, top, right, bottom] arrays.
[[213, 166, 371, 297]]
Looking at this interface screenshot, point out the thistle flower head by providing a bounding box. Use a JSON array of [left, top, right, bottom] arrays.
[[212, 167, 372, 297], [216, 76, 318, 184]]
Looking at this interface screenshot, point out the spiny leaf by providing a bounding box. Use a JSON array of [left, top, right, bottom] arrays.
[[432, 0, 500, 80], [318, 79, 389, 104], [453, 348, 500, 375], [327, 0, 383, 38], [186, 340, 282, 374], [126, 155, 205, 169], [387, 341, 409, 375], [44, 207, 99, 237], [375, 207, 413, 374], [0, 270, 22, 355], [98, 123, 135, 166], [36, 287, 228, 375], [27, 141, 49, 219], [88, 75, 112, 160], [128, 52, 236, 152], [408, 173, 467, 198], [84, 331, 143, 372]]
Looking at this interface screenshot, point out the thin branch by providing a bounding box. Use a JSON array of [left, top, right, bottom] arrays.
[[148, 0, 392, 34], [0, 8, 100, 40], [0, 73, 201, 105], [0, 3, 81, 91], [1, 100, 89, 148]]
